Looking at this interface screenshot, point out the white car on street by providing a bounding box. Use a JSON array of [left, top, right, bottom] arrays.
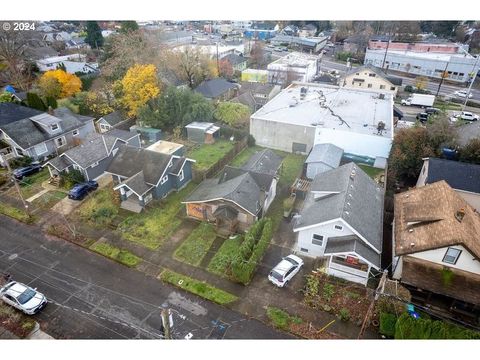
[[268, 254, 304, 287], [0, 281, 47, 315], [450, 111, 479, 122], [454, 90, 473, 99]]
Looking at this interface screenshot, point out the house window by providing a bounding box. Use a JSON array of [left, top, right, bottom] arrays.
[[443, 247, 461, 265], [160, 175, 168, 185], [34, 142, 48, 156], [312, 234, 324, 246], [179, 169, 184, 181], [368, 73, 376, 77], [55, 137, 65, 148], [300, 248, 309, 253], [390, 86, 396, 91], [50, 124, 59, 131], [367, 84, 372, 88], [334, 225, 343, 231], [379, 85, 386, 89], [72, 129, 79, 136]]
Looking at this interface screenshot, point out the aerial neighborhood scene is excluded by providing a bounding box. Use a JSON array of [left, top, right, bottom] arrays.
[[2, 18, 480, 342]]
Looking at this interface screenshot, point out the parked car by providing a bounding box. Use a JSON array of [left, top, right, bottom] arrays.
[[268, 254, 304, 287], [425, 107, 441, 115], [12, 164, 42, 180], [454, 90, 473, 99], [68, 180, 99, 200], [0, 281, 47, 315], [451, 111, 479, 122], [416, 112, 430, 123]]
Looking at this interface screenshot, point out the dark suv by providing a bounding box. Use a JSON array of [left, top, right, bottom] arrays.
[[68, 180, 99, 200], [12, 164, 42, 180], [416, 112, 430, 123]]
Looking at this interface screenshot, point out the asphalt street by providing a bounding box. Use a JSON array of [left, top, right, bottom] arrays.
[[0, 215, 291, 339]]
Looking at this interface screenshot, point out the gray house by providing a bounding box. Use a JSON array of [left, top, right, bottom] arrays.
[[194, 78, 239, 101], [106, 145, 195, 213], [0, 103, 95, 163], [96, 111, 129, 133], [44, 129, 141, 181], [293, 162, 384, 285], [304, 143, 343, 180]]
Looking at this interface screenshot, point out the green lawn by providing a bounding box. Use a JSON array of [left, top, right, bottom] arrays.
[[118, 182, 196, 250], [159, 269, 238, 305], [358, 164, 385, 180], [207, 235, 243, 276], [31, 190, 66, 210], [90, 242, 141, 267], [0, 202, 35, 223], [187, 140, 235, 171], [77, 187, 119, 227], [266, 307, 303, 331], [174, 223, 217, 266], [229, 145, 263, 167], [17, 168, 50, 199], [276, 152, 306, 187]]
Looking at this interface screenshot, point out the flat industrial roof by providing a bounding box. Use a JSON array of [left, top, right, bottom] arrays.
[[268, 52, 319, 68], [368, 49, 475, 62], [252, 82, 394, 139], [146, 140, 184, 155]]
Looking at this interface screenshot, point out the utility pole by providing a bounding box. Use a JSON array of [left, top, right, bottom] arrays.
[[216, 42, 219, 74], [358, 271, 387, 339], [381, 37, 391, 72], [462, 55, 480, 111], [435, 61, 450, 97], [0, 154, 30, 217]]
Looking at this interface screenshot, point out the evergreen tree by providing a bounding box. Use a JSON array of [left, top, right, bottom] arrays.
[[120, 21, 139, 34], [46, 96, 58, 109], [26, 92, 47, 111], [85, 21, 104, 48]]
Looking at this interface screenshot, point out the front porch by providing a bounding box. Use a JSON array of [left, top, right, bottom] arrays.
[[326, 255, 370, 286], [120, 196, 143, 213]]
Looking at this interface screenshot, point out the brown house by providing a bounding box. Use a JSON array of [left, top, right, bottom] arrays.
[[392, 181, 480, 321]]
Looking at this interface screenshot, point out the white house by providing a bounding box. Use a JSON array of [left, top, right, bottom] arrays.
[[35, 54, 86, 72], [267, 52, 319, 85], [293, 162, 384, 285], [339, 64, 402, 96], [416, 158, 480, 211], [392, 181, 480, 316], [250, 82, 394, 162]]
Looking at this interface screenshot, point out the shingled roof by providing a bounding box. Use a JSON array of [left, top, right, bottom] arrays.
[[423, 158, 480, 195], [241, 149, 283, 177], [195, 78, 238, 99], [394, 180, 480, 260]]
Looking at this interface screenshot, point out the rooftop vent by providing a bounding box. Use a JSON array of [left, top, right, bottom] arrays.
[[350, 170, 356, 180], [455, 208, 466, 222]]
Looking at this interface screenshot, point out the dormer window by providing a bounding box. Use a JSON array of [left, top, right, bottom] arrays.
[[51, 124, 59, 131], [443, 247, 461, 265]]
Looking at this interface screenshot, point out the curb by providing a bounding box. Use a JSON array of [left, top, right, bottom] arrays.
[[26, 321, 54, 340]]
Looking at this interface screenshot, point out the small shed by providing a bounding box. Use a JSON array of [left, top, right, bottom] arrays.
[[129, 125, 162, 145], [146, 140, 185, 156], [185, 122, 220, 144], [305, 143, 343, 180]]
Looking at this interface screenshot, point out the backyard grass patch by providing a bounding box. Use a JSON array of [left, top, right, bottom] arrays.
[[77, 187, 119, 227], [266, 306, 303, 331], [119, 182, 196, 249], [358, 164, 384, 180], [173, 223, 217, 266], [276, 152, 306, 187], [0, 202, 35, 223], [229, 145, 263, 167], [187, 140, 235, 171], [90, 242, 141, 267], [159, 269, 238, 305], [207, 235, 243, 276]]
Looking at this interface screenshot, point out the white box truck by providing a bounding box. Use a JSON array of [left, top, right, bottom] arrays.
[[401, 94, 435, 107]]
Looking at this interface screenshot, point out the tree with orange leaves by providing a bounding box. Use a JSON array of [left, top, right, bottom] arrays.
[[39, 69, 82, 98]]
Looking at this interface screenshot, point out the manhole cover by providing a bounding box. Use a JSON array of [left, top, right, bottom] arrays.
[[208, 320, 230, 339], [8, 253, 18, 260]]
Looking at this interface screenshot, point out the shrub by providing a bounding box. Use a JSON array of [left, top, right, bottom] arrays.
[[9, 156, 33, 169], [322, 283, 335, 302], [266, 307, 290, 330], [336, 51, 355, 62], [379, 312, 397, 337], [247, 134, 256, 147], [60, 169, 85, 189], [339, 308, 350, 321], [404, 85, 414, 93], [304, 274, 320, 299]]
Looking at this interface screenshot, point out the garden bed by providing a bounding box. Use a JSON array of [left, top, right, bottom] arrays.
[[173, 223, 217, 266], [118, 182, 196, 249], [303, 272, 372, 324], [0, 302, 36, 338], [159, 269, 238, 305]]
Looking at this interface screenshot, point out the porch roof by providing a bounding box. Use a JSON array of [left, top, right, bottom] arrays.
[[324, 234, 381, 269]]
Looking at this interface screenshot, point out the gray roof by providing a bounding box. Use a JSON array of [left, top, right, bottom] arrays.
[[169, 157, 186, 176], [0, 107, 92, 149], [219, 166, 275, 191], [324, 235, 381, 268], [231, 92, 257, 111], [184, 170, 263, 215], [60, 133, 110, 168], [123, 171, 152, 196], [221, 53, 247, 66], [424, 158, 480, 194], [0, 103, 42, 126], [107, 144, 174, 185], [99, 111, 126, 127], [456, 121, 480, 147], [241, 149, 283, 176], [294, 162, 384, 253], [305, 143, 343, 168], [46, 155, 72, 171], [104, 128, 136, 142], [195, 78, 238, 99]]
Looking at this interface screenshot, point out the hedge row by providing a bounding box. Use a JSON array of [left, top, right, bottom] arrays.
[[230, 218, 273, 285], [394, 312, 480, 339]]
